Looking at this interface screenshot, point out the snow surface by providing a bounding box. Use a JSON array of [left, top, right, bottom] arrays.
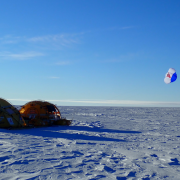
[[0, 106, 180, 180]]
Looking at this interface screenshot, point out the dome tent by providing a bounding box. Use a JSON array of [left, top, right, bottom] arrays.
[[0, 98, 26, 129], [19, 100, 71, 127]]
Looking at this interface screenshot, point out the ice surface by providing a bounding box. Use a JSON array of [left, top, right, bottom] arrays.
[[0, 106, 180, 179]]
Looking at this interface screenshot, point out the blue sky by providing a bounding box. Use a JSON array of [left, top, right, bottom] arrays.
[[0, 0, 180, 106]]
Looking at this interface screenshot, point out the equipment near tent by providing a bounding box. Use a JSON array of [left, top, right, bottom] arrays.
[[19, 100, 72, 127], [0, 98, 26, 129]]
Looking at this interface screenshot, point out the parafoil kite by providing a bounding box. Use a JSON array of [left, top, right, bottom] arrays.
[[164, 68, 177, 84]]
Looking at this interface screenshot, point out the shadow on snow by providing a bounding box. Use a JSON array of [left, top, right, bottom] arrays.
[[65, 126, 141, 134], [0, 125, 141, 142]]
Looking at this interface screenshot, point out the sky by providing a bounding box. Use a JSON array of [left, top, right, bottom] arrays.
[[0, 0, 180, 107]]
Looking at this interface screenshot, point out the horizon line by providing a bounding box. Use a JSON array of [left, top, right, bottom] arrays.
[[6, 99, 180, 107]]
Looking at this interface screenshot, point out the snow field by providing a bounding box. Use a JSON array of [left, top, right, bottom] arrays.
[[0, 106, 180, 179]]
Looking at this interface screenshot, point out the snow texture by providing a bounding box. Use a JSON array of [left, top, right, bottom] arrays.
[[0, 106, 180, 180]]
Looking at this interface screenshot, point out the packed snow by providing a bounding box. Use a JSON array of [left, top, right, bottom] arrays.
[[0, 106, 180, 179]]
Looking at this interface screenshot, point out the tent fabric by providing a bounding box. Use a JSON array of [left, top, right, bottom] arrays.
[[0, 98, 26, 128], [0, 99, 71, 129], [19, 100, 66, 127], [6, 108, 14, 115]]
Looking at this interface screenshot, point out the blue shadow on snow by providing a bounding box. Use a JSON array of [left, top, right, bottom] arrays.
[[0, 125, 141, 142]]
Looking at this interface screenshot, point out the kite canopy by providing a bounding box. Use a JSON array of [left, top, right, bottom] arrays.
[[164, 68, 177, 84], [0, 98, 26, 128], [19, 100, 71, 127]]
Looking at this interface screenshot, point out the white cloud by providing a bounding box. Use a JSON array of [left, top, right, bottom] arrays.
[[0, 51, 44, 60], [8, 99, 180, 107], [0, 34, 79, 50], [0, 35, 22, 44], [45, 99, 180, 106], [48, 76, 60, 79], [105, 26, 134, 31], [27, 34, 79, 48]]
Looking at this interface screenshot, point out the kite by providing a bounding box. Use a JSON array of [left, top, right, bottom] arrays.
[[164, 68, 177, 84]]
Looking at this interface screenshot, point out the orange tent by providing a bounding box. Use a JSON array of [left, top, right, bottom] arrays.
[[19, 100, 71, 127]]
